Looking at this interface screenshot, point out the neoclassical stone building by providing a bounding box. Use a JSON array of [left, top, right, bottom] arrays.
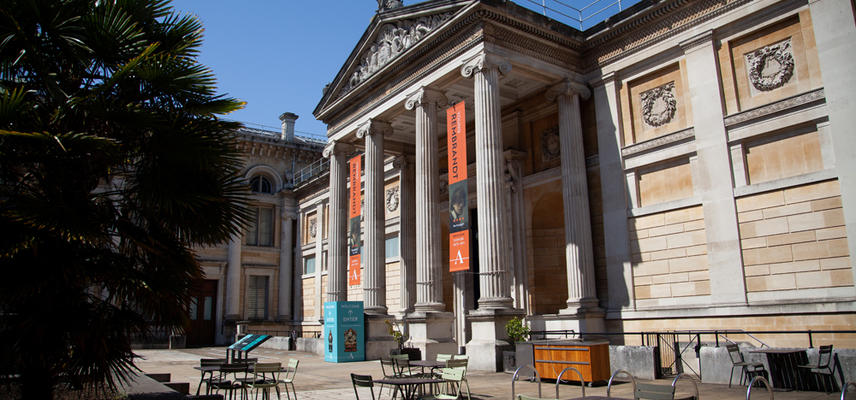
[[288, 0, 856, 371], [190, 114, 324, 346]]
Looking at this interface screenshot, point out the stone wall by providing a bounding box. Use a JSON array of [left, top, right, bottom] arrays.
[[629, 206, 710, 307]]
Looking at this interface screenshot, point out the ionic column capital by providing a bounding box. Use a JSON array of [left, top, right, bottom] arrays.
[[546, 78, 591, 102], [356, 119, 393, 139], [393, 154, 413, 170], [460, 53, 511, 79], [405, 87, 447, 111], [322, 140, 354, 158]]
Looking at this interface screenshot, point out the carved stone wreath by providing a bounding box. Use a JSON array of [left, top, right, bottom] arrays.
[[385, 186, 400, 212], [640, 81, 677, 127], [746, 39, 794, 92], [309, 219, 318, 238], [541, 125, 560, 162], [342, 12, 454, 94]]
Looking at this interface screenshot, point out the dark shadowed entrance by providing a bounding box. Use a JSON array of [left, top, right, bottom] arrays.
[[186, 279, 217, 347]]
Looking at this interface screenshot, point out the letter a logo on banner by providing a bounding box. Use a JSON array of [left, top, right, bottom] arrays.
[[446, 101, 470, 272], [348, 155, 362, 286]]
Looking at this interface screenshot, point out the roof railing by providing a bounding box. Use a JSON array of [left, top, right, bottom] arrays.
[[513, 0, 642, 30], [293, 157, 329, 187]]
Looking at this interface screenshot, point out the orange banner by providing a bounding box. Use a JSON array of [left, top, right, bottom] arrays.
[[348, 155, 361, 286], [447, 102, 470, 272]]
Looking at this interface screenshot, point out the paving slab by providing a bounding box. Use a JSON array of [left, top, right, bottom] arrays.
[[133, 347, 840, 399]]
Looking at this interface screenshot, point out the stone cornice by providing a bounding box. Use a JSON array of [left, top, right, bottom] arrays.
[[724, 88, 826, 128], [583, 0, 752, 70], [621, 127, 695, 158]]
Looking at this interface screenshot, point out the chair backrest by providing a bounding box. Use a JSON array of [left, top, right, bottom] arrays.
[[281, 358, 298, 382], [441, 367, 465, 389], [635, 382, 675, 400], [393, 357, 413, 376], [391, 354, 409, 361], [818, 345, 833, 368], [253, 362, 281, 382], [453, 354, 468, 360], [726, 343, 744, 364], [380, 359, 397, 377], [200, 358, 226, 367], [436, 353, 453, 362], [351, 373, 375, 400]]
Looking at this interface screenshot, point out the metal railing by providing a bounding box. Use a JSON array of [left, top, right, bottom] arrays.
[[512, 0, 643, 30], [530, 328, 856, 380], [292, 157, 330, 187]]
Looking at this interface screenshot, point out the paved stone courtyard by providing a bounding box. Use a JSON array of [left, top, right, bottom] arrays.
[[132, 347, 843, 399]]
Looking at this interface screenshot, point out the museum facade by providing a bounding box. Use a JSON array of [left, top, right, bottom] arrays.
[[195, 0, 856, 372]]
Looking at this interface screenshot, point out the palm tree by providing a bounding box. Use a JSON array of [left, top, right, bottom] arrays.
[[0, 0, 249, 397]]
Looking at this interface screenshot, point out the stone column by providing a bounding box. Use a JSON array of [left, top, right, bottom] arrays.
[[680, 31, 747, 305], [809, 0, 856, 287], [404, 87, 457, 361], [461, 53, 514, 310], [545, 79, 601, 319], [395, 155, 417, 314], [357, 119, 392, 315], [504, 151, 529, 313], [278, 196, 297, 321], [323, 141, 353, 302], [591, 73, 635, 313], [225, 235, 242, 320], [313, 201, 326, 321], [461, 53, 519, 372], [405, 87, 447, 313]]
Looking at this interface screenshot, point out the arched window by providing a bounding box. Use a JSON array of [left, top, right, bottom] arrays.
[[250, 175, 272, 194]]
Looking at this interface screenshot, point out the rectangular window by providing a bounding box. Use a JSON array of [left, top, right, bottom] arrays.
[[247, 206, 275, 246], [304, 256, 316, 275], [385, 235, 399, 259], [247, 275, 268, 320]]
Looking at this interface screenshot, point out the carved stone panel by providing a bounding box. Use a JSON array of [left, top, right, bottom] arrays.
[[385, 186, 400, 212], [541, 125, 560, 163], [640, 82, 677, 128], [745, 39, 795, 92]]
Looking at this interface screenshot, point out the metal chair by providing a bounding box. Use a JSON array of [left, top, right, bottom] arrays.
[[209, 362, 249, 400], [423, 367, 465, 400], [197, 358, 226, 395], [351, 373, 376, 400], [378, 358, 400, 399], [745, 375, 773, 400], [727, 343, 767, 388], [607, 370, 698, 400], [841, 381, 855, 400], [246, 362, 281, 400], [800, 344, 836, 392], [514, 367, 586, 400], [277, 358, 299, 400]]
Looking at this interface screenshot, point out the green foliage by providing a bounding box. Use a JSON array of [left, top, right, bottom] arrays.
[[505, 317, 530, 344], [385, 319, 408, 350], [0, 0, 248, 397]]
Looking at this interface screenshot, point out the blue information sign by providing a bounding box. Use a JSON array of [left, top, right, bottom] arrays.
[[323, 301, 365, 362]]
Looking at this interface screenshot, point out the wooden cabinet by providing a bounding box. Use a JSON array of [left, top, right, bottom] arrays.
[[532, 340, 610, 383]]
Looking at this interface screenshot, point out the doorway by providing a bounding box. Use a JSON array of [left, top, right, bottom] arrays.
[[186, 279, 217, 347]]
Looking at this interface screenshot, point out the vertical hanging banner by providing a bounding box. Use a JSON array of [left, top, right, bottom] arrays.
[[348, 155, 362, 286], [447, 101, 470, 272]]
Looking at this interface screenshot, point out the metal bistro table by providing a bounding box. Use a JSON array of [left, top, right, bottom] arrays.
[[373, 376, 444, 400], [749, 348, 817, 391], [410, 359, 445, 375]]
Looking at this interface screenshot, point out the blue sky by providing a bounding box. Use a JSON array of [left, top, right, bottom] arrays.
[[169, 0, 635, 138], [170, 1, 380, 138]]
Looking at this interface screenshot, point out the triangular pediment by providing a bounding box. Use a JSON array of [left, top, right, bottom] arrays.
[[314, 0, 472, 118]]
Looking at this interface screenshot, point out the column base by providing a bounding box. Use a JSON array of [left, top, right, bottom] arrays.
[[406, 311, 457, 360], [533, 310, 606, 335], [365, 314, 397, 360], [464, 308, 524, 372]]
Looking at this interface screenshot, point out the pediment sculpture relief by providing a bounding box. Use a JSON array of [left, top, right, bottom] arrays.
[[746, 38, 795, 92], [640, 81, 677, 127], [343, 12, 454, 94]]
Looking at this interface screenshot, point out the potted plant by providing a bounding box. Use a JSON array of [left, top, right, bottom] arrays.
[[386, 319, 421, 360], [504, 317, 530, 372]]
